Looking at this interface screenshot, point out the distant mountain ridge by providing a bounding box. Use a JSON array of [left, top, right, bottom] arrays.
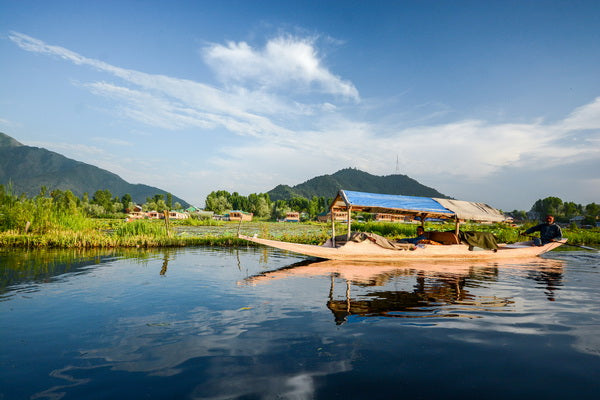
[[267, 168, 449, 201], [0, 132, 190, 207]]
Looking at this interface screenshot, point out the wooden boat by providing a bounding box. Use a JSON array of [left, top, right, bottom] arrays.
[[238, 234, 565, 261], [239, 189, 566, 261]]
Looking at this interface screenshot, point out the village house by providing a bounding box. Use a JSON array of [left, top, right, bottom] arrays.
[[226, 211, 253, 222], [374, 213, 410, 223], [317, 211, 349, 222], [146, 211, 162, 219], [167, 211, 189, 220], [127, 205, 146, 220], [282, 212, 300, 222]]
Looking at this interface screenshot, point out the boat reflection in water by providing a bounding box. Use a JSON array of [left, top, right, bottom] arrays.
[[240, 257, 565, 325]]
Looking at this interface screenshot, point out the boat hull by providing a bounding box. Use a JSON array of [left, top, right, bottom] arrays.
[[238, 234, 565, 261]]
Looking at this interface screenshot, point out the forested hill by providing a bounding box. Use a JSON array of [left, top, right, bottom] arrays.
[[267, 168, 450, 201], [0, 132, 190, 207]]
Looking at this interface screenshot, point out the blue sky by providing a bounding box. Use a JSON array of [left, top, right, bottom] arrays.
[[1, 0, 599, 210]]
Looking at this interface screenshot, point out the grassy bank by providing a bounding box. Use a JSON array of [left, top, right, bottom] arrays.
[[0, 219, 598, 249]]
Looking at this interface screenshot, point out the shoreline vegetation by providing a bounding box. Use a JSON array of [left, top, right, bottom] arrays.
[[1, 184, 598, 250], [0, 219, 598, 249]]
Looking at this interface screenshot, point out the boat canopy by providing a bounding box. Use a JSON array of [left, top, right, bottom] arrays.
[[330, 190, 507, 223]]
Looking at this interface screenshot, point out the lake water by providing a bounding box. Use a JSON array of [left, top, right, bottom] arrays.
[[1, 247, 599, 399]]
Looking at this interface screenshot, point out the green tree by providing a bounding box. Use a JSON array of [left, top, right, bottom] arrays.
[[563, 201, 582, 218], [247, 193, 271, 218], [166, 193, 173, 210], [230, 192, 249, 211], [92, 189, 113, 211], [155, 199, 168, 212], [271, 200, 291, 220], [289, 197, 310, 213], [205, 191, 232, 214], [153, 194, 164, 204], [253, 196, 271, 218], [585, 203, 599, 217], [51, 189, 79, 214], [121, 193, 133, 211], [531, 197, 563, 217]]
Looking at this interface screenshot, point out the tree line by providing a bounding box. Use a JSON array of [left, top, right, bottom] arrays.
[[203, 190, 330, 220], [509, 196, 599, 226]]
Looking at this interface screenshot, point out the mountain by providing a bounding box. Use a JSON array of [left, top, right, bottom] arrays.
[[0, 132, 190, 207], [267, 168, 449, 201]]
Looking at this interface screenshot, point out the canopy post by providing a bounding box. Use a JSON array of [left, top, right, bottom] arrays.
[[346, 206, 352, 241], [454, 216, 460, 235], [331, 208, 336, 247]]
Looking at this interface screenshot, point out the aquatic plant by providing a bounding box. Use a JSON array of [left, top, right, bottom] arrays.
[[114, 220, 169, 237]]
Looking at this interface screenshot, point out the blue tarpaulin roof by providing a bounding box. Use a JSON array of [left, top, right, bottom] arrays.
[[330, 190, 506, 222], [332, 190, 453, 217]]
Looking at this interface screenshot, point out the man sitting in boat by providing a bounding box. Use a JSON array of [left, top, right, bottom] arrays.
[[521, 215, 563, 246], [399, 226, 427, 244]]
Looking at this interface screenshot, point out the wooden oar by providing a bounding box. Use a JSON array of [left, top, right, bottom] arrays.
[[520, 234, 597, 251], [556, 242, 598, 251]]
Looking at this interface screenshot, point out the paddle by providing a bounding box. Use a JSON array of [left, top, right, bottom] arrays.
[[520, 234, 598, 251], [556, 242, 598, 251]]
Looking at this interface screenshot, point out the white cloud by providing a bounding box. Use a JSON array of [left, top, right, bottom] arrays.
[[203, 36, 360, 101], [27, 141, 105, 156], [561, 97, 600, 131], [92, 137, 133, 146], [9, 32, 296, 137], [0, 117, 15, 126]]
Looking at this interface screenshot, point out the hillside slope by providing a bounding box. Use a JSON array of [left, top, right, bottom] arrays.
[[0, 132, 190, 206], [267, 167, 449, 201]]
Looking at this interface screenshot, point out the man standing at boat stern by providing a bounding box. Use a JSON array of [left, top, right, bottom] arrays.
[[522, 215, 562, 246]]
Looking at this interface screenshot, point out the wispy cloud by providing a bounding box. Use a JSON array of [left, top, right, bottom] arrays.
[[203, 36, 360, 101], [0, 117, 21, 128], [92, 136, 133, 147], [561, 96, 600, 131], [9, 31, 300, 137], [27, 141, 105, 156]]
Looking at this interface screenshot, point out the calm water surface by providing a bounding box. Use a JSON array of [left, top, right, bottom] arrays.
[[1, 247, 599, 399]]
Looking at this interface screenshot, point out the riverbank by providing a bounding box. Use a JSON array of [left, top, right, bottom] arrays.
[[0, 220, 598, 249]]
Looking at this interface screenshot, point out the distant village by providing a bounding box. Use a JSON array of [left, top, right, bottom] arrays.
[[125, 204, 599, 229], [125, 204, 435, 224]]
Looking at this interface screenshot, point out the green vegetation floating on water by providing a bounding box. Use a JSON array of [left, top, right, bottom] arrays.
[[0, 219, 598, 249]]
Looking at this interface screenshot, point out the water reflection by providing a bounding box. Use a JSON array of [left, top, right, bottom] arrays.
[[0, 247, 256, 296], [4, 248, 598, 400], [241, 258, 565, 324], [160, 253, 169, 276], [526, 266, 563, 301], [0, 248, 173, 297]]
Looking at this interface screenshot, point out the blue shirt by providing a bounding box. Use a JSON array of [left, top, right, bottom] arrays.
[[401, 234, 427, 244]]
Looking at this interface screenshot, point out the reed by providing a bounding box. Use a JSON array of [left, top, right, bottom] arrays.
[[114, 220, 169, 237]]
